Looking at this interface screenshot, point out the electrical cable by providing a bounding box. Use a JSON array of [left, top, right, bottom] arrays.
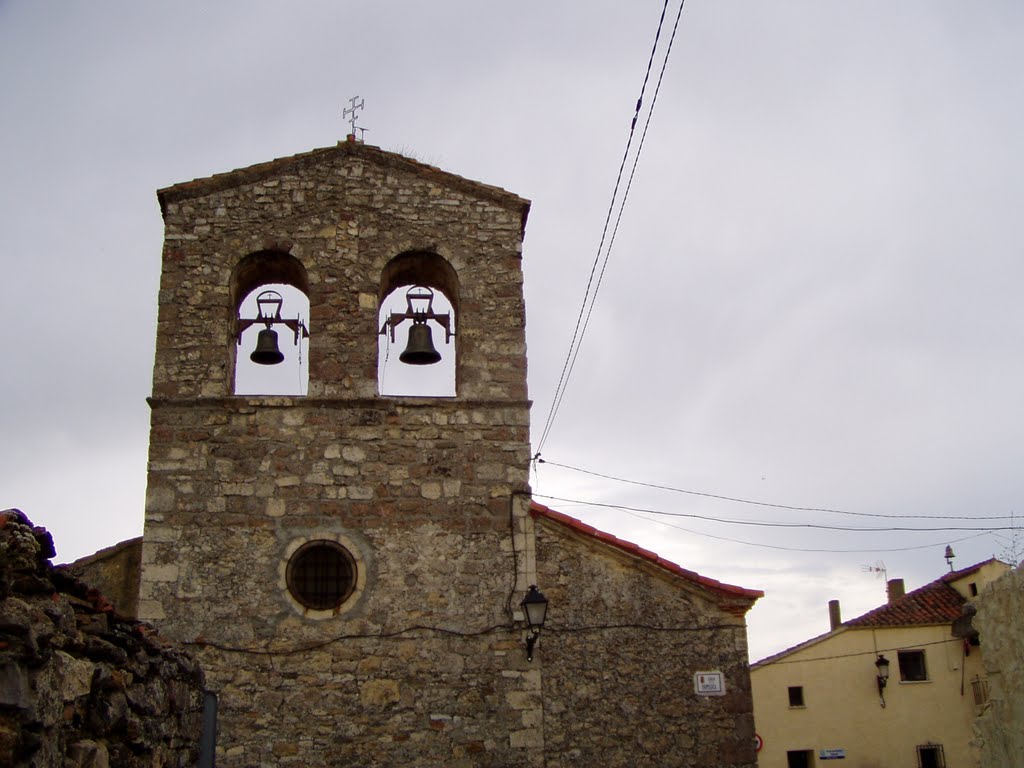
[[562, 0, 689, 434], [539, 458, 1016, 521], [756, 635, 966, 667], [186, 623, 515, 657], [534, 493, 1018, 533], [186, 618, 742, 658], [536, 0, 678, 456], [613, 505, 993, 554]]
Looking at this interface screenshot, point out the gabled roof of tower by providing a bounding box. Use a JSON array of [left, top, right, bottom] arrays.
[[156, 138, 531, 223], [530, 501, 763, 611]]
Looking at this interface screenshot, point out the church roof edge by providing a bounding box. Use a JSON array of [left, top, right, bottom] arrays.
[[530, 501, 764, 604], [156, 139, 531, 220]]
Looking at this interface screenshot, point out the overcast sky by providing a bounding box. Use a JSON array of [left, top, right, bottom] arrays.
[[2, 1, 1021, 663]]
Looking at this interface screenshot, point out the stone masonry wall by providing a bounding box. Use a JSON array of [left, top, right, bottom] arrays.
[[973, 564, 1024, 767], [67, 538, 142, 620], [0, 510, 203, 768], [535, 519, 758, 768], [141, 143, 540, 766], [151, 142, 529, 403]]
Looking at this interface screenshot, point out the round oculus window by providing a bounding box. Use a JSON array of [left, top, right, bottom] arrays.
[[286, 540, 357, 610]]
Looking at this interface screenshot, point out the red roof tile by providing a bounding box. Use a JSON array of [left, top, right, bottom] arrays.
[[530, 501, 763, 605], [751, 560, 1002, 666], [843, 560, 996, 628]]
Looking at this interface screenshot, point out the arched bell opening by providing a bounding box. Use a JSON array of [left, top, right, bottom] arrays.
[[230, 251, 310, 396], [378, 251, 459, 397]]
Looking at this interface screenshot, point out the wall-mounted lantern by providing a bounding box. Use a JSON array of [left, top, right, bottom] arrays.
[[520, 585, 549, 662], [237, 290, 309, 366], [875, 654, 890, 707], [379, 286, 453, 366]]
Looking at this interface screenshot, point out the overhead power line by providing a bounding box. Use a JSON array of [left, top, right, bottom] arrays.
[[536, 0, 687, 455], [757, 636, 967, 667], [533, 493, 1018, 534], [618, 507, 994, 554], [534, 496, 995, 554], [539, 458, 1016, 521]]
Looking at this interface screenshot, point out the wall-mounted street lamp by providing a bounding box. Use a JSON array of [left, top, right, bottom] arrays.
[[875, 654, 890, 708], [520, 585, 549, 662], [237, 290, 309, 366], [379, 286, 453, 366]]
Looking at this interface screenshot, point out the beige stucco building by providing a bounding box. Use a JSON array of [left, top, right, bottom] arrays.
[[751, 559, 1010, 768]]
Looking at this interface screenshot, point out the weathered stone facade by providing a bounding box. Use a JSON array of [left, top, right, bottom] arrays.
[[142, 141, 540, 766], [0, 510, 203, 767], [973, 563, 1024, 767], [533, 507, 760, 767], [67, 537, 143, 620], [139, 140, 761, 766]]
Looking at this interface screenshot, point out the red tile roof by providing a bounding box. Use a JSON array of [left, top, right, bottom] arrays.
[[844, 560, 996, 628], [751, 560, 1001, 667], [529, 501, 764, 605]]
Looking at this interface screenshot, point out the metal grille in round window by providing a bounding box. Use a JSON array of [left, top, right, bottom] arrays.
[[286, 541, 357, 610]]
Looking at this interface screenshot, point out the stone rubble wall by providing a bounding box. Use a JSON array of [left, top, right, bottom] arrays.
[[66, 538, 143, 620], [535, 519, 758, 768], [143, 144, 540, 766], [973, 563, 1024, 767], [152, 142, 529, 403], [0, 510, 204, 768]]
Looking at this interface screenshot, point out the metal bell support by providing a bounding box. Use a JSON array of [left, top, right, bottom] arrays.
[[236, 289, 308, 366], [380, 286, 453, 367]]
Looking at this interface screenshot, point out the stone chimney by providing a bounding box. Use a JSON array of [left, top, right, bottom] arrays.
[[887, 578, 905, 603], [828, 599, 842, 630]]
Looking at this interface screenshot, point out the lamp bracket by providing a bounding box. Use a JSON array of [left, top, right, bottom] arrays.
[[525, 631, 540, 663]]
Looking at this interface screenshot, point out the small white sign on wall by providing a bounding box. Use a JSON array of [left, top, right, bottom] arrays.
[[694, 671, 726, 696]]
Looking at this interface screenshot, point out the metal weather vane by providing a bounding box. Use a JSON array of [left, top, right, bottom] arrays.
[[343, 96, 366, 141]]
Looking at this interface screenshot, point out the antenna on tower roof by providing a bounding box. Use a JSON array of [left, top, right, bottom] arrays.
[[343, 96, 366, 142]]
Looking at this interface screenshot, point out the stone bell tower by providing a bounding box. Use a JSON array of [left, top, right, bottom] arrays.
[[139, 140, 540, 766]]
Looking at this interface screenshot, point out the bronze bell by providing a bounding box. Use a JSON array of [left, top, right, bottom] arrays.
[[399, 323, 441, 365], [250, 327, 285, 365]]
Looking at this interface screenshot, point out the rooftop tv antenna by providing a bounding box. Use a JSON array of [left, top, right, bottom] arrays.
[[343, 96, 366, 141], [862, 561, 887, 581]]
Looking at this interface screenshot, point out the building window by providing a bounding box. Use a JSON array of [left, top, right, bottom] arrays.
[[787, 750, 814, 768], [286, 541, 357, 610], [898, 650, 928, 682], [788, 686, 805, 707], [969, 582, 978, 597], [971, 677, 990, 707], [917, 744, 945, 768]]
